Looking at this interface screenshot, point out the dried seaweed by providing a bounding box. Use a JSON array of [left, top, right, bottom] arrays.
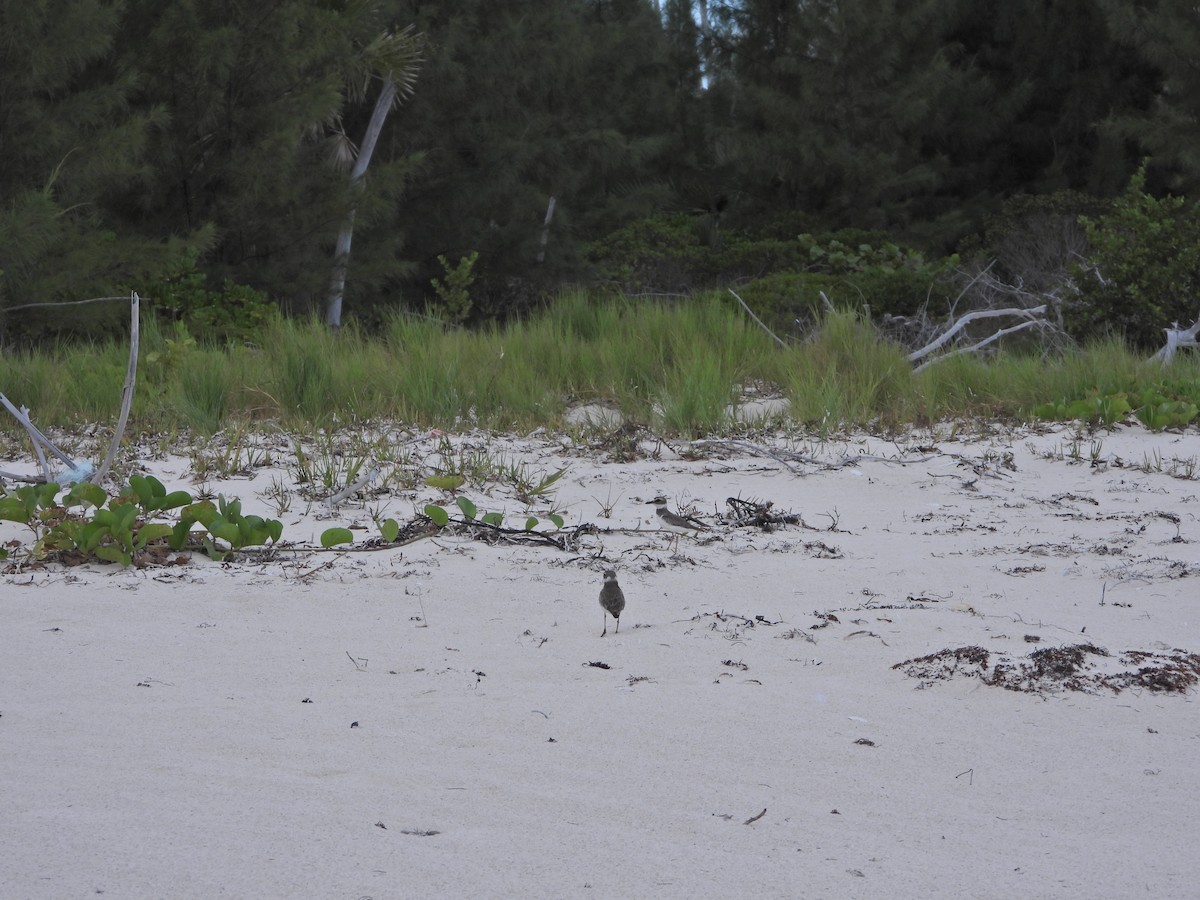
[[894, 643, 1200, 695]]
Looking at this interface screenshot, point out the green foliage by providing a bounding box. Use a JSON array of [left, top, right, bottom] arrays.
[[0, 477, 283, 566], [587, 217, 944, 302], [0, 0, 1182, 321], [393, 1, 676, 304], [320, 527, 355, 548], [430, 252, 479, 325], [1099, 2, 1200, 196], [421, 497, 563, 534], [142, 320, 199, 384], [1134, 396, 1198, 431], [145, 260, 274, 345], [425, 474, 465, 493], [0, 0, 181, 325], [587, 215, 703, 291], [1031, 391, 1133, 428], [1032, 383, 1200, 431], [1072, 165, 1200, 349], [735, 265, 942, 340]]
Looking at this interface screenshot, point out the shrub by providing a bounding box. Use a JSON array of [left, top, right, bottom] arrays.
[[143, 257, 274, 345], [969, 190, 1106, 291], [735, 268, 943, 339], [430, 251, 479, 325], [1071, 165, 1200, 350], [587, 215, 944, 301]]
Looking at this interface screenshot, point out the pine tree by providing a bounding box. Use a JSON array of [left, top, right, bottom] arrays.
[[381, 1, 680, 317], [115, 0, 421, 308], [707, 0, 969, 234], [1099, 0, 1200, 195], [0, 0, 185, 331], [942, 0, 1155, 202]]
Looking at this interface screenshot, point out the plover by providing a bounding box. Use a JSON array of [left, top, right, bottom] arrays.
[[650, 497, 710, 550], [598, 569, 625, 636]]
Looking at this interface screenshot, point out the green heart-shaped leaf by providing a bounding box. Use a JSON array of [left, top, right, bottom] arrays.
[[321, 527, 355, 548]]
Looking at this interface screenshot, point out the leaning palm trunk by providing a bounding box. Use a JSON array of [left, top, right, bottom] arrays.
[[325, 78, 398, 328]]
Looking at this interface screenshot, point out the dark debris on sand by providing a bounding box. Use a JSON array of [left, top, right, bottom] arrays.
[[893, 643, 1200, 695]]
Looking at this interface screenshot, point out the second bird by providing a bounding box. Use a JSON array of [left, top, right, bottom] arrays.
[[599, 569, 625, 636]]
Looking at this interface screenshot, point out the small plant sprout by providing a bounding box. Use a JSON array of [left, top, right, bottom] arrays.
[[260, 476, 293, 516], [591, 486, 622, 519], [369, 504, 401, 543], [504, 462, 568, 506]]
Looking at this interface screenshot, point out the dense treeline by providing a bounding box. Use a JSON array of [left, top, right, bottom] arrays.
[[1, 0, 1197, 341]]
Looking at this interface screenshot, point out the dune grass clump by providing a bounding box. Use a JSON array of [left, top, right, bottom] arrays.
[[4, 291, 1200, 439]]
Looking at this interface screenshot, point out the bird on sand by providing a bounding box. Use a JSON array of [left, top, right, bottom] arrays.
[[599, 569, 625, 636], [650, 497, 710, 550]]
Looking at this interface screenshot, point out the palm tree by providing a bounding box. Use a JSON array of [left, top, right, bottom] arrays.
[[325, 24, 424, 328]]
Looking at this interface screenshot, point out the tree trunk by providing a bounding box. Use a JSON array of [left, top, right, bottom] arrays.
[[325, 78, 399, 328], [536, 196, 556, 264]]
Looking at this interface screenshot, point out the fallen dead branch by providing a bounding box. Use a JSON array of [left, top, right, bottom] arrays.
[[908, 305, 1051, 372], [885, 262, 1069, 372], [1, 292, 139, 487], [724, 496, 802, 530]]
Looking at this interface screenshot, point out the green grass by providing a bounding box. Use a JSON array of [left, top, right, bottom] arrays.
[[4, 291, 1200, 440]]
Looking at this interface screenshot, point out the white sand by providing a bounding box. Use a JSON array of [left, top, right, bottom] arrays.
[[3, 424, 1198, 899]]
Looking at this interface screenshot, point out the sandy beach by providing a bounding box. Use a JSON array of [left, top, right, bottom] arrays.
[[3, 422, 1198, 899]]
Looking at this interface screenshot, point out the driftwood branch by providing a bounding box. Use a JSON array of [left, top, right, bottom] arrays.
[[91, 292, 140, 484], [0, 292, 138, 487], [0, 395, 77, 482], [908, 305, 1048, 366], [913, 316, 1050, 373], [3, 295, 130, 314], [883, 260, 1071, 370], [1150, 315, 1200, 365], [727, 288, 786, 349]]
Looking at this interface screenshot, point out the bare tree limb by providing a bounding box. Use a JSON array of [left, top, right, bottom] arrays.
[[4, 295, 129, 313], [0, 395, 74, 481], [913, 318, 1049, 373], [908, 305, 1047, 366], [1150, 315, 1200, 365], [91, 292, 140, 484], [727, 288, 786, 349]]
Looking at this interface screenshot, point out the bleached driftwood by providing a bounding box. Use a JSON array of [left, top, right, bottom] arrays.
[[0, 292, 139, 486], [883, 259, 1070, 372], [908, 305, 1051, 373], [0, 395, 81, 483], [1150, 316, 1200, 365], [90, 292, 140, 484]]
